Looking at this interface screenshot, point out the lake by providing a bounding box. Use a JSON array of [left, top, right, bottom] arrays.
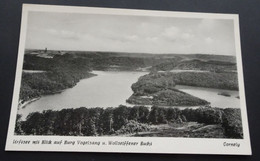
[[18, 71, 240, 120], [18, 71, 147, 120], [175, 85, 240, 108]]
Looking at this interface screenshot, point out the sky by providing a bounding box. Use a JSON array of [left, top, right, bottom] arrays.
[[25, 11, 236, 55]]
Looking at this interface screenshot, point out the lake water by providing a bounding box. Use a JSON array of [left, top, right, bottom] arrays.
[[18, 71, 147, 120], [175, 85, 240, 108], [18, 71, 240, 120]]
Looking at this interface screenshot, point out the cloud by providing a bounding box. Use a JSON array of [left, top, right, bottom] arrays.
[[205, 37, 214, 44], [198, 19, 216, 30], [124, 35, 139, 41], [47, 29, 81, 40], [161, 26, 180, 40], [145, 36, 159, 42], [181, 33, 194, 40]]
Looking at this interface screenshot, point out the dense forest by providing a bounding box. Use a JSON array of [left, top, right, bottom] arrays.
[[15, 106, 243, 139], [170, 72, 238, 90], [134, 71, 238, 91], [152, 59, 237, 72]]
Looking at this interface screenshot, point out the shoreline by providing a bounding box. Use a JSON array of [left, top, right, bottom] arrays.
[[18, 97, 41, 110], [18, 72, 97, 110]]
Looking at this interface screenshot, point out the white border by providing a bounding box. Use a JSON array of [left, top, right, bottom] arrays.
[[5, 4, 251, 155]]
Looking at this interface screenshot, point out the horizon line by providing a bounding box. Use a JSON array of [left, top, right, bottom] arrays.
[[25, 48, 235, 57]]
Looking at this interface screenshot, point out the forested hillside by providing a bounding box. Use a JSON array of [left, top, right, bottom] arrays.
[[24, 49, 236, 72], [20, 53, 95, 105], [15, 106, 243, 139]]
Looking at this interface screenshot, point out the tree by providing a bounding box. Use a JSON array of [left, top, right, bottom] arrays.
[[15, 114, 23, 135], [113, 105, 130, 130]]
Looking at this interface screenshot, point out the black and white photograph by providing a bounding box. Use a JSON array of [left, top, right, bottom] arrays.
[[5, 4, 251, 155]]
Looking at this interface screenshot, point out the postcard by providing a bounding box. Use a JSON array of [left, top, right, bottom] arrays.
[[5, 4, 251, 155]]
